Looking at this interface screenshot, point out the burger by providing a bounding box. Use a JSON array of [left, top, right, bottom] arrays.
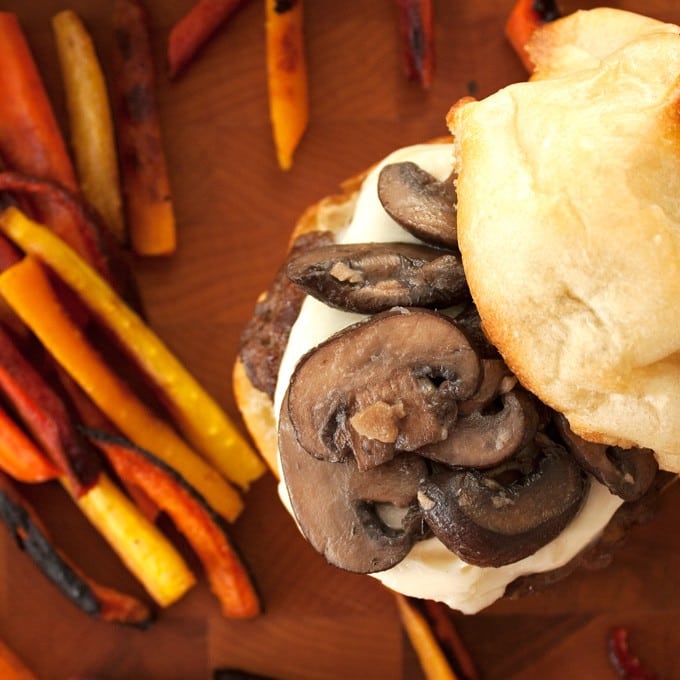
[[234, 7, 680, 614]]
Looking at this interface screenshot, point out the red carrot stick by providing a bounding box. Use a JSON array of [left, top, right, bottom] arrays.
[[168, 0, 249, 79]]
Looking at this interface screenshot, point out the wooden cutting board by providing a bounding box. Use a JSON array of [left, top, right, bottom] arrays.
[[1, 1, 679, 679]]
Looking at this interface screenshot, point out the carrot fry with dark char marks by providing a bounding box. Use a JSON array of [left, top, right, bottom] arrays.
[[0, 207, 266, 491], [0, 472, 154, 627], [112, 0, 177, 256], [395, 0, 435, 88], [90, 430, 261, 619], [0, 13, 105, 263], [265, 0, 309, 170], [0, 171, 115, 288], [0, 171, 144, 315], [65, 472, 197, 607], [0, 636, 38, 680], [52, 10, 127, 244], [0, 323, 101, 494], [168, 0, 250, 79], [0, 250, 245, 521]]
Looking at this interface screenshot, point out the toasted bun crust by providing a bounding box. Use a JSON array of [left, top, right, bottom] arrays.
[[450, 29, 680, 471], [526, 7, 678, 81], [233, 173, 364, 475]]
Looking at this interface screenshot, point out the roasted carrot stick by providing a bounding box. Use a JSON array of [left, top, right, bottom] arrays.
[[0, 637, 38, 680], [0, 13, 107, 264], [0, 13, 76, 190], [0, 171, 144, 311], [0, 207, 266, 490], [0, 253, 244, 521], [112, 0, 176, 256], [0, 323, 102, 494], [91, 431, 261, 618], [395, 0, 435, 88], [66, 473, 196, 607], [52, 10, 126, 244], [265, 0, 309, 170], [168, 0, 250, 79], [0, 472, 154, 626], [0, 404, 60, 483]]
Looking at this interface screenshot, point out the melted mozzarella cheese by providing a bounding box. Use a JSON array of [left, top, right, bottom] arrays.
[[275, 143, 623, 614]]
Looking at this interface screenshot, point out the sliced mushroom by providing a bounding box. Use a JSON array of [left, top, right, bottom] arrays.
[[287, 308, 481, 469], [417, 435, 588, 567], [286, 242, 469, 313], [377, 162, 457, 249], [457, 358, 516, 416], [454, 304, 500, 359], [279, 392, 429, 573], [554, 414, 658, 502], [419, 388, 540, 469]]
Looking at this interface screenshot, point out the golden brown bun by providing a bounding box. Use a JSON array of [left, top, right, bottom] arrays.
[[233, 174, 363, 475], [526, 7, 678, 81], [449, 29, 680, 471]]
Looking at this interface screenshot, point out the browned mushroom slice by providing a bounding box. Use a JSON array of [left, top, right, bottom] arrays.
[[286, 242, 469, 313], [279, 392, 428, 573], [377, 162, 457, 249], [454, 303, 500, 359], [457, 358, 516, 416], [554, 414, 658, 502], [419, 388, 540, 469], [287, 308, 481, 469], [417, 435, 588, 567]]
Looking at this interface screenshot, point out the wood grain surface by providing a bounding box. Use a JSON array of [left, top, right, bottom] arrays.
[[1, 1, 679, 679]]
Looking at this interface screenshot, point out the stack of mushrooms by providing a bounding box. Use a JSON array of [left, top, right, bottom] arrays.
[[278, 161, 659, 575]]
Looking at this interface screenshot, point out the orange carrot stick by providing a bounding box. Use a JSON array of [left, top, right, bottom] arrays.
[[168, 0, 249, 79], [112, 0, 177, 256], [91, 431, 261, 618], [0, 13, 101, 261], [0, 13, 76, 190], [0, 255, 244, 522], [0, 404, 60, 483], [265, 0, 309, 170]]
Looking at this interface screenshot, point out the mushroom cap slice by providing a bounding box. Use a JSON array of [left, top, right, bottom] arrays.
[[279, 392, 428, 573], [417, 435, 588, 567], [419, 388, 540, 469], [287, 308, 481, 468], [555, 414, 658, 501], [377, 162, 458, 249], [286, 242, 469, 314]]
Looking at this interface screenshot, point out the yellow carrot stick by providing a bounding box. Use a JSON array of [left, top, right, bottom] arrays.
[[66, 474, 196, 607], [395, 594, 461, 680], [0, 207, 266, 490], [0, 253, 244, 521], [52, 10, 126, 243], [265, 0, 309, 170]]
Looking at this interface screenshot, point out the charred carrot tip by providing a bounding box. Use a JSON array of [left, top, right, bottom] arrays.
[[395, 0, 434, 89], [265, 0, 309, 170]]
